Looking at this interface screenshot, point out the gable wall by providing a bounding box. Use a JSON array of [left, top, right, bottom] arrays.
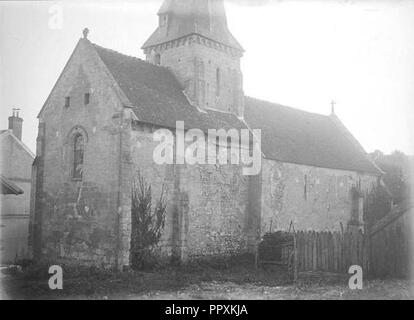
[[35, 40, 126, 265], [0, 135, 33, 179]]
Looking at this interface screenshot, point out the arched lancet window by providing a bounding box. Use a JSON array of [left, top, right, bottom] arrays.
[[73, 133, 84, 179], [216, 68, 221, 97]]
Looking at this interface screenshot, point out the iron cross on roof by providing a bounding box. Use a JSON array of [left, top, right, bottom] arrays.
[[330, 100, 336, 114]]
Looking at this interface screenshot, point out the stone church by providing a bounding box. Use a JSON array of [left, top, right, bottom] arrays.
[[30, 0, 381, 268]]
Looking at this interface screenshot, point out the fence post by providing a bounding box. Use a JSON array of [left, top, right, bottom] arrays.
[[293, 232, 298, 283], [312, 231, 317, 271], [254, 238, 259, 269]]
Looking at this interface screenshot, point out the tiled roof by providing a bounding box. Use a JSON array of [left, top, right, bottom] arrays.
[[244, 97, 381, 175], [93, 44, 248, 132], [142, 0, 243, 51], [93, 43, 380, 175]]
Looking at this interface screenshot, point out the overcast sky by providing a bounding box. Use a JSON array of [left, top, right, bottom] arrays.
[[1, 0, 413, 155]]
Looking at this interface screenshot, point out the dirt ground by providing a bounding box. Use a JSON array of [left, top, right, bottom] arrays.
[[1, 263, 412, 300], [128, 279, 414, 300], [2, 277, 412, 300]]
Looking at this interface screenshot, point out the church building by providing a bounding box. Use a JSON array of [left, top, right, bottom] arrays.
[[30, 0, 381, 268]]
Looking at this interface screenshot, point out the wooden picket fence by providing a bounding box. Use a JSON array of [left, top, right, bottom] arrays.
[[294, 231, 369, 273], [257, 215, 412, 279], [257, 230, 370, 276]]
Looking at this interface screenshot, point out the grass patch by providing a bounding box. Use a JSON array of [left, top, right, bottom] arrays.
[[2, 254, 292, 299]]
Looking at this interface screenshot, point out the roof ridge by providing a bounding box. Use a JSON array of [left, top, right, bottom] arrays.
[[245, 96, 330, 118], [92, 43, 144, 61], [92, 43, 172, 72]]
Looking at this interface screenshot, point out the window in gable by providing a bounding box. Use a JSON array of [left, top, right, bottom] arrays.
[[84, 93, 90, 105], [159, 14, 168, 28]]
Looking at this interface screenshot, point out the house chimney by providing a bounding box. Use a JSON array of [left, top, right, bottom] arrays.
[[8, 108, 23, 141]]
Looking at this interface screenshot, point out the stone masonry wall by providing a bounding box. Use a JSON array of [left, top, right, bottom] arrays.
[[35, 39, 127, 266], [123, 124, 251, 263], [261, 159, 379, 234], [179, 161, 249, 259], [146, 37, 243, 115]]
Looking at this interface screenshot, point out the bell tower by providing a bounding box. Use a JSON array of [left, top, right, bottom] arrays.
[[142, 0, 245, 117]]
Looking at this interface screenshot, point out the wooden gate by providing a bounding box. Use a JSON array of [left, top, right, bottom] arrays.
[[255, 231, 298, 281]]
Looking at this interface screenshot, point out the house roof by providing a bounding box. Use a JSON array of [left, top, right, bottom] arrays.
[[244, 97, 381, 175], [93, 42, 379, 175], [0, 130, 35, 159], [0, 175, 24, 195], [93, 44, 248, 132], [142, 0, 243, 52]]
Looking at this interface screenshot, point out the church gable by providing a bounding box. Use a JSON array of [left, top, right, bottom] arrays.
[[37, 37, 129, 122], [34, 34, 136, 191]]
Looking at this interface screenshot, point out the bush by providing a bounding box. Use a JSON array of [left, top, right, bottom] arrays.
[[130, 172, 167, 270]]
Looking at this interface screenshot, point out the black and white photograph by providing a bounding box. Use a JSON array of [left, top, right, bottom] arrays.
[[0, 0, 413, 304]]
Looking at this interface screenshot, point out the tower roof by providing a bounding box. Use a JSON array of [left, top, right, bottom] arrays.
[[142, 0, 243, 52]]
